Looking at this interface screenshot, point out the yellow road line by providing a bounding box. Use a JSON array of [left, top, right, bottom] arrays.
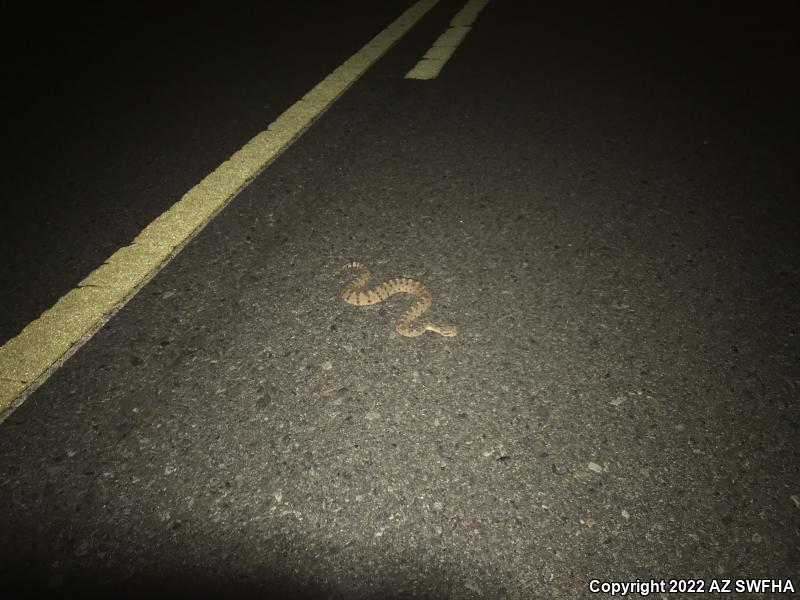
[[405, 0, 490, 80], [0, 0, 439, 421]]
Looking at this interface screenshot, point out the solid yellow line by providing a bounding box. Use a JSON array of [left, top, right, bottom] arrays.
[[0, 0, 439, 421], [405, 0, 490, 80]]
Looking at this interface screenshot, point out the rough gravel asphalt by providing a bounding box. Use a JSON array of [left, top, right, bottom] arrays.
[[1, 2, 798, 598]]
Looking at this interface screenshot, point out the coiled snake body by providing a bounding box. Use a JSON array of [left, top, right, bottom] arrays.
[[340, 262, 457, 337]]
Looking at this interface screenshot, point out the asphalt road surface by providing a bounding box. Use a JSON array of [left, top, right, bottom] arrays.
[[1, 1, 798, 598]]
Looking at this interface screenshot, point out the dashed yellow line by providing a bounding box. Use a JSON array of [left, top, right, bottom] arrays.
[[0, 0, 439, 421], [405, 0, 490, 80]]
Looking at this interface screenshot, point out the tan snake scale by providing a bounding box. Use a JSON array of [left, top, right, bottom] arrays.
[[340, 262, 457, 337]]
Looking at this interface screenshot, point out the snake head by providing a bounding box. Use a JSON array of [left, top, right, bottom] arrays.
[[427, 324, 458, 337]]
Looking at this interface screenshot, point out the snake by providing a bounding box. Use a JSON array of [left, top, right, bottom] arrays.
[[339, 262, 457, 337]]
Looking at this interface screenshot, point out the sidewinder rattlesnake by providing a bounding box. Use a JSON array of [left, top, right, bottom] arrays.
[[339, 262, 457, 337]]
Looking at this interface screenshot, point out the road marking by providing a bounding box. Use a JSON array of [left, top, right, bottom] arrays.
[[405, 0, 490, 80], [0, 0, 439, 422]]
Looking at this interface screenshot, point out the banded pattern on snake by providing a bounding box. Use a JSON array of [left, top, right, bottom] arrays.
[[340, 262, 457, 337]]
